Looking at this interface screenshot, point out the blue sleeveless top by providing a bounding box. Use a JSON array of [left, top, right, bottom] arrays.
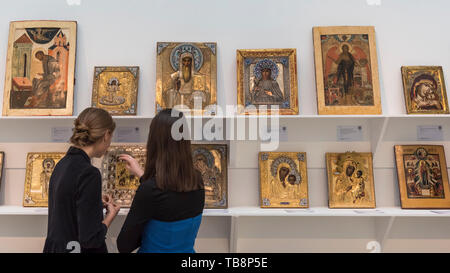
[[138, 213, 203, 253], [116, 177, 205, 253]]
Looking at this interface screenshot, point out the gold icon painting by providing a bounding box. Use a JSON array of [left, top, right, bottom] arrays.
[[23, 152, 64, 207], [313, 26, 381, 115], [395, 145, 450, 209], [156, 42, 217, 115], [259, 152, 309, 208], [192, 144, 227, 209], [92, 66, 139, 115], [326, 152, 375, 208], [3, 21, 77, 116], [101, 145, 146, 207], [237, 49, 299, 115], [401, 66, 449, 114]]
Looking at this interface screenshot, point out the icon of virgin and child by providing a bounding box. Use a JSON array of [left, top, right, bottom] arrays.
[[265, 156, 302, 201]]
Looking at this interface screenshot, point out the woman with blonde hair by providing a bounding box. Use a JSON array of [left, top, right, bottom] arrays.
[[43, 107, 120, 253]]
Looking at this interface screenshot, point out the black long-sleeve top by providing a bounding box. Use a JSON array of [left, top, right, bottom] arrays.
[[43, 146, 108, 253], [117, 176, 205, 253]]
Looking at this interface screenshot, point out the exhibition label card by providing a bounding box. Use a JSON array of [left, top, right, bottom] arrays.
[[417, 125, 443, 141], [337, 125, 363, 142], [114, 127, 140, 143], [261, 125, 288, 142], [51, 127, 72, 143]]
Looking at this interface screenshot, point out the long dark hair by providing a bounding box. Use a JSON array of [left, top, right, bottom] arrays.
[[142, 109, 203, 192]]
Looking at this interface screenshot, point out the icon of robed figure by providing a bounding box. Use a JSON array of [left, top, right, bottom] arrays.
[[40, 158, 55, 200], [165, 52, 208, 109], [250, 59, 284, 105], [25, 51, 61, 108]]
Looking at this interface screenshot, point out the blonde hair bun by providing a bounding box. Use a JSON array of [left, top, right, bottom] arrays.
[[70, 107, 116, 147]]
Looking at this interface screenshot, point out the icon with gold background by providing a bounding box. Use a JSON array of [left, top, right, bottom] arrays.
[[101, 145, 146, 207], [192, 144, 227, 209], [259, 152, 309, 208], [92, 66, 139, 115], [326, 152, 375, 208], [23, 152, 64, 207]]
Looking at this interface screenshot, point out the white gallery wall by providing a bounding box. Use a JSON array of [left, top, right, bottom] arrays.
[[0, 0, 450, 253], [0, 0, 447, 116]]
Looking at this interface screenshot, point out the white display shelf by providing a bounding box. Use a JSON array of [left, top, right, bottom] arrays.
[[0, 114, 390, 120], [1, 114, 447, 123], [228, 206, 450, 217], [0, 206, 232, 217], [117, 208, 232, 217], [0, 116, 153, 120], [0, 114, 447, 125], [2, 205, 450, 218]]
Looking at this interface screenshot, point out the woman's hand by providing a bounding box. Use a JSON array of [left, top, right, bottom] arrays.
[[106, 202, 120, 216], [102, 194, 112, 207], [118, 154, 144, 178], [103, 201, 121, 228]]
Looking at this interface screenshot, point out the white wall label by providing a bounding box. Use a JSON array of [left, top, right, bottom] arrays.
[[114, 127, 140, 143], [337, 125, 363, 142], [260, 125, 288, 142], [279, 125, 288, 142], [417, 125, 443, 141], [51, 127, 72, 143]]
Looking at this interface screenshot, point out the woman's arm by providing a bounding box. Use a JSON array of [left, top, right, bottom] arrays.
[[117, 179, 153, 253], [75, 167, 114, 249], [119, 154, 144, 178], [103, 201, 120, 228]]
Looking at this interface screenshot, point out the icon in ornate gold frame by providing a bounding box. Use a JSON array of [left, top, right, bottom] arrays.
[[313, 26, 381, 115], [156, 42, 217, 115], [401, 66, 449, 114], [395, 145, 450, 209], [237, 49, 298, 115], [192, 144, 227, 209], [3, 20, 77, 116], [23, 152, 65, 207], [92, 66, 139, 115], [326, 152, 375, 208], [101, 145, 146, 207], [0, 152, 4, 188], [259, 152, 308, 208]]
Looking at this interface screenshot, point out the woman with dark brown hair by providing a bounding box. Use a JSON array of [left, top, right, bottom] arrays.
[[43, 107, 120, 253], [117, 109, 204, 253]]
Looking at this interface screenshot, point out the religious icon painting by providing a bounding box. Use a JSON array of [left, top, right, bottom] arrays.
[[259, 152, 309, 208], [191, 144, 227, 209], [101, 145, 146, 207], [313, 26, 381, 115], [326, 152, 376, 208], [236, 49, 299, 115], [23, 152, 65, 207], [156, 42, 217, 115], [401, 66, 449, 114], [3, 21, 77, 116], [394, 145, 450, 209], [92, 66, 139, 115]]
